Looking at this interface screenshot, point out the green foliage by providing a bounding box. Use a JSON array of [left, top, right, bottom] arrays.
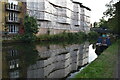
[[37, 31, 87, 42], [24, 15, 39, 34], [114, 1, 120, 35], [14, 34, 37, 42], [98, 18, 108, 28], [93, 22, 99, 27], [103, 0, 115, 18], [107, 17, 117, 33], [106, 1, 120, 35], [14, 15, 39, 42], [94, 18, 109, 29], [87, 31, 99, 40], [103, 1, 120, 35]]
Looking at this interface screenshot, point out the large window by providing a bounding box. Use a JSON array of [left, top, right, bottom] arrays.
[[8, 3, 19, 11], [8, 25, 18, 34], [8, 12, 18, 22]]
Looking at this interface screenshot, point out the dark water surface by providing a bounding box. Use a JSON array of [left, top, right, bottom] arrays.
[[2, 42, 97, 78], [67, 44, 97, 78]]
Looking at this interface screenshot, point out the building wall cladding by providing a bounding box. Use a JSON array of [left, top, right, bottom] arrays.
[[1, 0, 26, 39], [0, 1, 7, 36], [26, 0, 91, 35], [0, 1, 3, 36]]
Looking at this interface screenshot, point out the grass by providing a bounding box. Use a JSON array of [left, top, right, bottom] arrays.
[[73, 40, 119, 78]]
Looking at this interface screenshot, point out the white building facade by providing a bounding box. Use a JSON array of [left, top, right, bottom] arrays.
[[26, 0, 91, 35]]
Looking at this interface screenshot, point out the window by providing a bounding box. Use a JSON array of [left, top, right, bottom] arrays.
[[14, 4, 16, 10], [8, 25, 18, 34], [11, 3, 13, 9], [8, 12, 18, 22], [8, 3, 10, 9], [9, 49, 18, 56], [9, 70, 19, 78], [11, 13, 13, 20], [8, 12, 11, 20]]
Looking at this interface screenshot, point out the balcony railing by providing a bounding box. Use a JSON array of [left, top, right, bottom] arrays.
[[5, 3, 21, 12], [5, 16, 21, 23]]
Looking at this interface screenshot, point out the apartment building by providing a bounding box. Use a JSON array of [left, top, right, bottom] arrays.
[[26, 0, 91, 35], [0, 0, 91, 37], [80, 4, 91, 33], [0, 0, 25, 38]]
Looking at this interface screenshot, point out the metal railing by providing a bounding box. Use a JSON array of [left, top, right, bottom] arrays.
[[5, 3, 21, 12], [5, 16, 21, 23]]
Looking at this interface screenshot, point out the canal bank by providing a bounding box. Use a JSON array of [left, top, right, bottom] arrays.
[[2, 31, 99, 44], [73, 40, 119, 78]]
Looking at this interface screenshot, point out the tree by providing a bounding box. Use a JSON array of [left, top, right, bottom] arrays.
[[114, 1, 120, 35], [24, 15, 38, 35], [93, 22, 98, 27], [15, 15, 39, 42], [98, 17, 108, 29], [103, 0, 120, 35], [103, 0, 115, 18]]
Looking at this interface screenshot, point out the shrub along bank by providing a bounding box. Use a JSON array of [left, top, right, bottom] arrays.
[[3, 31, 99, 43], [87, 31, 99, 40], [73, 40, 119, 78], [37, 32, 87, 42]]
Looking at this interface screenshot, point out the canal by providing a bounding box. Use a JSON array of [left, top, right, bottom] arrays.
[[2, 42, 97, 78]]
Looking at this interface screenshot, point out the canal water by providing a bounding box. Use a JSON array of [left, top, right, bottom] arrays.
[[2, 42, 97, 78]]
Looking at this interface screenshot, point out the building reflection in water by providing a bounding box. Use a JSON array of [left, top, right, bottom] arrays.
[[2, 42, 90, 78], [3, 47, 20, 78]]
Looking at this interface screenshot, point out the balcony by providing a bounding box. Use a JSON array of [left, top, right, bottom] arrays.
[[5, 16, 21, 24], [5, 3, 21, 12]]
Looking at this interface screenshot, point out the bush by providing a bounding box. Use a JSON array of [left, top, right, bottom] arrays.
[[37, 31, 87, 42], [87, 31, 99, 40], [13, 34, 37, 42], [13, 15, 38, 42]]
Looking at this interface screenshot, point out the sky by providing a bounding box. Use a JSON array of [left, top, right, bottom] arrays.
[[74, 0, 118, 23], [7, 0, 119, 24]]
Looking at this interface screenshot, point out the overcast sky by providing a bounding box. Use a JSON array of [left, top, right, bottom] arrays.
[[8, 0, 119, 23], [74, 0, 119, 23]]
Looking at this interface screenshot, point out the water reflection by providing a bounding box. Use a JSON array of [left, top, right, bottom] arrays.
[[2, 44, 38, 78], [88, 44, 97, 63], [67, 44, 97, 78], [2, 42, 96, 78], [95, 45, 108, 56]]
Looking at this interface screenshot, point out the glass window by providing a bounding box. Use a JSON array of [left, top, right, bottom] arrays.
[[14, 4, 15, 9], [13, 13, 15, 21], [8, 12, 18, 21], [8, 3, 10, 9], [8, 12, 10, 20], [11, 13, 13, 20], [8, 25, 18, 33], [11, 3, 13, 9], [11, 25, 13, 32]]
